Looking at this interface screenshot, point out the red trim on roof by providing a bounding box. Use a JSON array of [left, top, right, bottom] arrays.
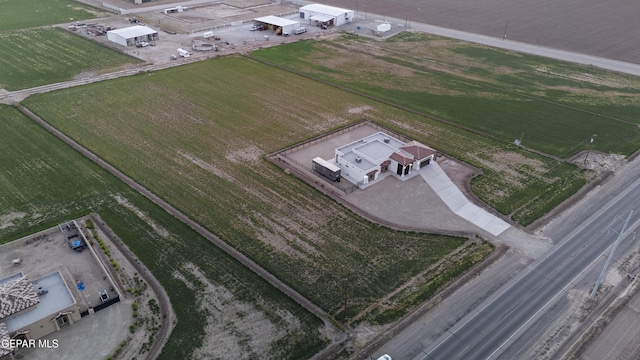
[[390, 152, 413, 165], [400, 141, 436, 160]]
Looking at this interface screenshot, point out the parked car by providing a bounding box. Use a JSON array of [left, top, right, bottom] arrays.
[[99, 290, 110, 303], [250, 25, 261, 31], [136, 41, 149, 48]]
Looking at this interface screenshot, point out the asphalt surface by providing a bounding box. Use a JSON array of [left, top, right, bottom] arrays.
[[406, 21, 640, 77], [425, 201, 639, 360], [374, 156, 640, 359], [317, 0, 640, 65]]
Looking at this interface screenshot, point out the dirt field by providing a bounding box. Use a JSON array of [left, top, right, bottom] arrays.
[[319, 0, 640, 64], [12, 1, 638, 358]]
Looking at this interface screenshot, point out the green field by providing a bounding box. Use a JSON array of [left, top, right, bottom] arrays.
[[10, 28, 625, 356], [0, 28, 141, 91], [23, 57, 493, 324], [0, 104, 326, 359], [251, 33, 640, 158], [0, 0, 100, 31]]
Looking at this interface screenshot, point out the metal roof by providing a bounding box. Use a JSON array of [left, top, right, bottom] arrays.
[[310, 14, 335, 22], [107, 25, 157, 39], [253, 16, 300, 27], [300, 4, 353, 16]]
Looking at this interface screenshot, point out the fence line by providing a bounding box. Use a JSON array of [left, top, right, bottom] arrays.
[[102, 2, 123, 13], [278, 119, 370, 156]]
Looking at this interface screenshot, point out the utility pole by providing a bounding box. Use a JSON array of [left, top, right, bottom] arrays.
[[583, 137, 594, 165], [503, 21, 509, 40], [515, 132, 524, 146], [590, 210, 634, 299]]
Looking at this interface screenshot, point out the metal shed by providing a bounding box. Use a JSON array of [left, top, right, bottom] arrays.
[[252, 16, 301, 35], [299, 4, 355, 27], [106, 25, 159, 47]]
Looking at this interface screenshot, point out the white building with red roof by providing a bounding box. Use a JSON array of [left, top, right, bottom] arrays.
[[333, 132, 436, 187]]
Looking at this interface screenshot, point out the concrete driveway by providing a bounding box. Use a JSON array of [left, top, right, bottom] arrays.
[[345, 161, 510, 237]]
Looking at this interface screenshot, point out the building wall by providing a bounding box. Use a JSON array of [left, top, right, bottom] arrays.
[[299, 10, 354, 26], [413, 154, 434, 170], [107, 31, 158, 47], [282, 23, 300, 34], [106, 33, 127, 47], [335, 11, 354, 26], [337, 157, 377, 183], [17, 305, 80, 340]]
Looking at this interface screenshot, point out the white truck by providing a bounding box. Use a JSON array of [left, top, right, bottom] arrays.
[[294, 27, 307, 35], [177, 48, 191, 58]]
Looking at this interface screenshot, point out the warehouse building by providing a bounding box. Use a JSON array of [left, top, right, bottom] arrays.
[[252, 16, 301, 35], [106, 25, 158, 47], [299, 4, 354, 28]]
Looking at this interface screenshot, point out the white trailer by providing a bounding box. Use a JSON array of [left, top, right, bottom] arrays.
[[312, 157, 341, 182]]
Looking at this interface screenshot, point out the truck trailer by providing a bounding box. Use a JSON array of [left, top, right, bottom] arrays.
[[312, 157, 341, 182]]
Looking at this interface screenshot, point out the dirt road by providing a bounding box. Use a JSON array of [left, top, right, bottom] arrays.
[[15, 104, 344, 357]]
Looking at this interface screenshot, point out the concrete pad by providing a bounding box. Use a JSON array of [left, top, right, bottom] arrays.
[[345, 174, 476, 233], [420, 163, 510, 236], [13, 298, 132, 360], [442, 192, 470, 212]]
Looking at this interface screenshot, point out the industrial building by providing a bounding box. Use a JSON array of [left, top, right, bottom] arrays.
[[299, 4, 354, 28], [106, 25, 159, 47], [252, 16, 301, 35], [333, 132, 436, 187]]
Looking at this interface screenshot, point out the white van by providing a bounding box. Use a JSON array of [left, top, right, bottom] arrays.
[[294, 27, 307, 35], [376, 355, 392, 360]]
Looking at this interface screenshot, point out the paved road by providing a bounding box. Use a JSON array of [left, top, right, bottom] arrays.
[[344, 12, 640, 77], [406, 21, 640, 77], [318, 0, 640, 65], [375, 163, 640, 359]]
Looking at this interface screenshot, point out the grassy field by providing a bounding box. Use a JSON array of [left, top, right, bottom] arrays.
[[0, 28, 141, 91], [0, 0, 101, 31], [0, 104, 327, 359], [23, 57, 493, 325], [252, 33, 640, 158]]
